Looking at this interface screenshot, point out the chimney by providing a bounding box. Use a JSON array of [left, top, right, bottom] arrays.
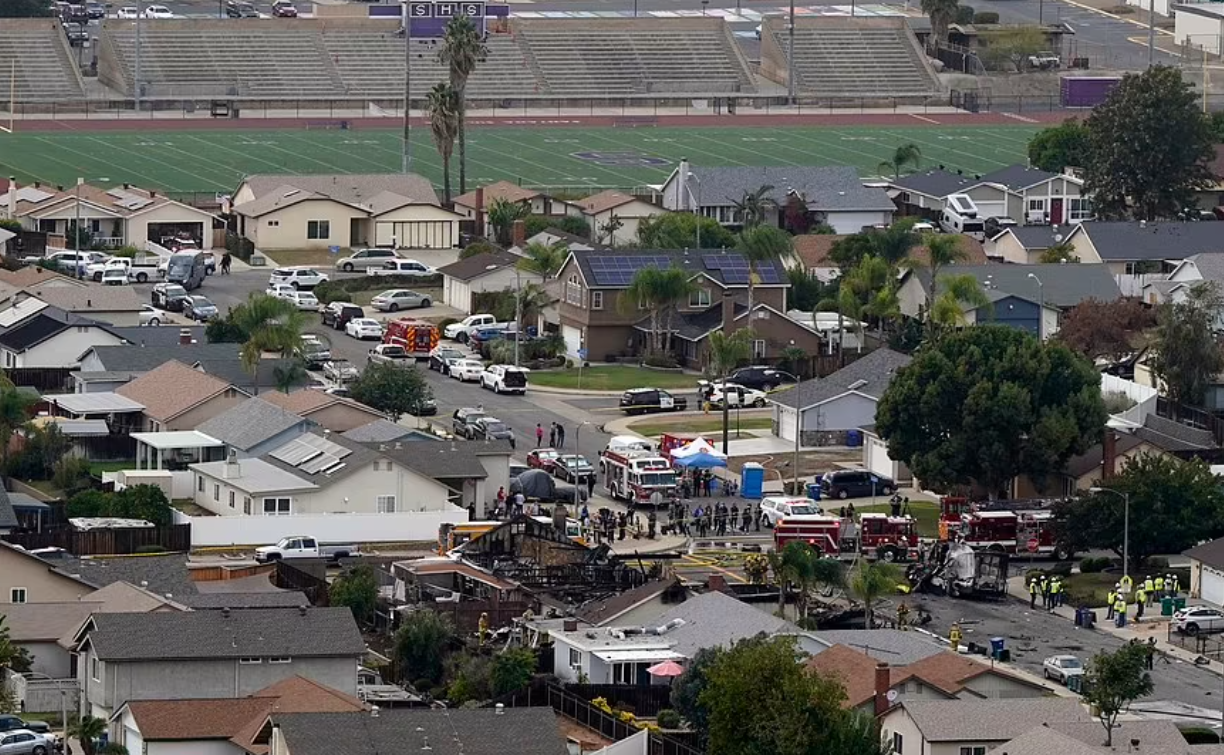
[[707, 574, 729, 593], [874, 663, 892, 716], [178, 328, 192, 345], [563, 619, 579, 632], [721, 290, 738, 335], [678, 157, 691, 211], [474, 186, 485, 237], [512, 219, 526, 248], [223, 449, 240, 479], [1102, 430, 1117, 480]]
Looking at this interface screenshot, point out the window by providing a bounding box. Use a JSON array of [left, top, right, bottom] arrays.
[[91, 657, 101, 682], [268, 657, 292, 664], [1027, 198, 1046, 212], [198, 475, 204, 492], [239, 657, 263, 665], [10, 588, 27, 603], [306, 220, 331, 240], [753, 339, 766, 359], [1067, 197, 1093, 221], [244, 497, 252, 515], [959, 747, 986, 755], [568, 648, 582, 667], [377, 495, 397, 513], [689, 289, 711, 308], [892, 733, 904, 755], [267, 220, 280, 227], [590, 291, 604, 310], [564, 275, 584, 307], [229, 491, 235, 509], [213, 484, 220, 501], [263, 497, 291, 515]]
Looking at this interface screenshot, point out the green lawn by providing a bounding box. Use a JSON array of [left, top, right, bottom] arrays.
[[632, 416, 773, 438], [853, 500, 941, 539], [529, 365, 697, 391], [89, 460, 135, 476], [0, 123, 1039, 195]]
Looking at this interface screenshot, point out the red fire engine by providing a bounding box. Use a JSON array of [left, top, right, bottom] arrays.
[[383, 318, 439, 360], [774, 513, 919, 562], [939, 497, 1067, 558], [601, 448, 678, 507]]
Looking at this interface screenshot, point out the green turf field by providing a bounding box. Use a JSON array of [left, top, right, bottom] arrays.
[[0, 123, 1040, 195]]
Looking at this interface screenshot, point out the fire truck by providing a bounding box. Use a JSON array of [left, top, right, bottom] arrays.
[[773, 512, 920, 562], [382, 318, 439, 360], [939, 497, 1068, 559], [601, 448, 678, 507]]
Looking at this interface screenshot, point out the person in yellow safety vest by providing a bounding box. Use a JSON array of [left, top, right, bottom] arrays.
[[1048, 577, 1060, 611], [1155, 575, 1165, 596], [1120, 574, 1133, 594], [1114, 594, 1128, 627], [1135, 587, 1146, 620], [897, 602, 910, 630], [1144, 576, 1155, 604], [1106, 587, 1117, 620], [1172, 574, 1181, 596], [1029, 578, 1039, 609], [950, 623, 962, 649]]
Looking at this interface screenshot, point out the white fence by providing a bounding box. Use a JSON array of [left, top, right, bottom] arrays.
[[6, 673, 79, 715], [1115, 273, 1165, 298], [1101, 373, 1158, 427], [173, 508, 468, 547]]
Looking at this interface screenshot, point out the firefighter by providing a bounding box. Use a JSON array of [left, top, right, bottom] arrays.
[[949, 623, 962, 650], [1114, 592, 1128, 628], [1143, 575, 1155, 604], [478, 612, 490, 647], [1040, 574, 1050, 609], [1171, 573, 1181, 596], [1048, 576, 1060, 611], [897, 601, 910, 630], [1029, 578, 1039, 609], [1106, 586, 1117, 620]]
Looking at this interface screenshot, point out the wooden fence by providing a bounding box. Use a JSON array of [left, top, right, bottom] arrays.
[[3, 523, 191, 555], [274, 559, 330, 606]]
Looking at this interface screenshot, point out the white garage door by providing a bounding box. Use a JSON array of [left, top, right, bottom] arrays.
[[975, 201, 1007, 219], [562, 325, 584, 359], [865, 436, 892, 479], [1202, 566, 1224, 606], [777, 406, 798, 442]]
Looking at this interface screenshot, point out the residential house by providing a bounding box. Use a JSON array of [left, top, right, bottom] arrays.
[[0, 305, 126, 369], [231, 173, 462, 251], [1185, 536, 1224, 606], [0, 540, 96, 604], [0, 266, 85, 290], [112, 676, 366, 755], [806, 645, 1047, 718], [1061, 220, 1224, 296], [391, 557, 536, 631], [27, 283, 146, 326], [196, 398, 316, 459], [987, 224, 1072, 264], [993, 721, 1196, 755], [805, 629, 946, 664], [341, 419, 437, 444], [44, 392, 145, 433], [1194, 143, 1224, 211], [0, 182, 219, 250], [661, 162, 894, 233], [794, 233, 988, 282], [76, 342, 238, 375], [74, 607, 365, 719], [576, 190, 665, 246], [189, 430, 455, 516], [573, 577, 692, 628], [889, 165, 1089, 225], [1144, 251, 1224, 305], [268, 707, 568, 755], [116, 360, 251, 432], [258, 389, 385, 432], [771, 348, 912, 446], [554, 248, 790, 361], [371, 439, 513, 508], [438, 250, 542, 314], [879, 698, 1089, 755], [452, 180, 582, 237]]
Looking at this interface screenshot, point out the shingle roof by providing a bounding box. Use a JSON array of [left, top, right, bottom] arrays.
[[976, 165, 1061, 190], [116, 360, 241, 422], [575, 578, 683, 627], [29, 283, 144, 313], [1001, 225, 1066, 249], [907, 263, 1122, 308], [126, 698, 271, 741], [237, 174, 439, 217], [995, 726, 1103, 755], [85, 607, 364, 661], [807, 629, 945, 664], [260, 389, 384, 422], [372, 439, 511, 480], [0, 266, 82, 289], [1050, 720, 1189, 751], [688, 165, 893, 211], [0, 487, 16, 530], [436, 250, 522, 282], [194, 358, 311, 392], [578, 189, 646, 215], [570, 249, 786, 291], [341, 419, 434, 444], [1175, 252, 1224, 284], [0, 310, 79, 352], [103, 325, 207, 347], [636, 301, 743, 341], [1, 541, 98, 591], [84, 343, 240, 372], [1185, 535, 1224, 570], [890, 168, 979, 198], [274, 707, 567, 755], [1134, 413, 1218, 453], [903, 698, 1089, 741], [1063, 433, 1146, 479], [773, 349, 912, 410], [178, 591, 309, 609], [452, 180, 542, 210], [191, 457, 318, 494], [260, 431, 379, 489], [1074, 221, 1224, 260], [650, 591, 798, 657], [52, 553, 193, 596], [196, 398, 311, 452], [0, 601, 98, 641]]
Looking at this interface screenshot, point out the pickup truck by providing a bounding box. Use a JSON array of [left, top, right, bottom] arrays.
[[323, 359, 360, 384], [254, 536, 360, 563], [87, 253, 161, 283], [368, 344, 413, 366]]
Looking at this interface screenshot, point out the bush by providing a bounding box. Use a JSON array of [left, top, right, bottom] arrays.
[[328, 291, 353, 304], [460, 241, 498, 259], [135, 545, 167, 554], [643, 354, 679, 369], [973, 11, 999, 22], [51, 457, 93, 496], [524, 214, 591, 240], [1182, 729, 1220, 745], [656, 709, 681, 729], [1079, 556, 1112, 573]]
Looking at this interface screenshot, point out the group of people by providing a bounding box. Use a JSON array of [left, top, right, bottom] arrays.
[[1028, 574, 1067, 611], [679, 469, 728, 498], [534, 422, 568, 449], [1106, 574, 1180, 626]]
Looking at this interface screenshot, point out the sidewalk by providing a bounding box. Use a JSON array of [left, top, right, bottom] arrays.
[[607, 533, 688, 556]]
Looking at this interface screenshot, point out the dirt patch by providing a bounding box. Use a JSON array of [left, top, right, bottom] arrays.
[[727, 449, 862, 480]]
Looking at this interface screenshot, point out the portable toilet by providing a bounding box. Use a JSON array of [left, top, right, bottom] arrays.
[[741, 462, 765, 499]]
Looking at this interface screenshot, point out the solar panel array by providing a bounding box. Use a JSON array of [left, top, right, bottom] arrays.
[[703, 254, 783, 285], [269, 434, 352, 475], [587, 255, 675, 286]]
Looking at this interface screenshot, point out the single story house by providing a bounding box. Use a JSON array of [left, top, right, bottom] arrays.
[[986, 224, 1074, 264], [793, 232, 988, 280], [771, 348, 912, 446], [1185, 536, 1224, 606], [258, 389, 385, 433], [0, 540, 96, 604], [196, 398, 316, 459], [0, 306, 126, 369], [1061, 220, 1224, 295], [116, 360, 251, 432], [76, 341, 235, 374], [879, 698, 1089, 755], [1143, 251, 1224, 306], [28, 283, 146, 327], [231, 173, 462, 251], [575, 190, 665, 246], [438, 250, 542, 313], [660, 161, 894, 234], [452, 180, 583, 237], [572, 577, 692, 628]]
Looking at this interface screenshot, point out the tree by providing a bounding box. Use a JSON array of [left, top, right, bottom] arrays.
[[597, 214, 624, 246], [394, 610, 456, 685], [70, 716, 108, 755], [878, 144, 922, 179], [516, 240, 568, 279], [1054, 455, 1224, 573], [621, 266, 694, 357], [637, 212, 737, 250], [0, 386, 33, 471], [981, 26, 1046, 71], [348, 362, 433, 421], [921, 0, 959, 46], [0, 0, 52, 16], [828, 233, 877, 271], [849, 561, 902, 629], [929, 273, 990, 329], [671, 646, 721, 740], [0, 616, 32, 675], [425, 82, 461, 205], [229, 293, 306, 395], [785, 266, 826, 313], [730, 185, 777, 228], [273, 361, 308, 393], [66, 485, 172, 526], [1055, 297, 1155, 363], [736, 224, 796, 314], [490, 648, 537, 696], [1082, 643, 1154, 746], [1084, 66, 1216, 220], [459, 240, 497, 260], [329, 564, 379, 625], [1027, 119, 1091, 173], [909, 233, 967, 333], [1149, 282, 1224, 407], [782, 193, 813, 235], [487, 197, 531, 247], [1039, 241, 1080, 263], [955, 4, 976, 23], [772, 541, 843, 621], [707, 328, 756, 452], [437, 15, 487, 196], [876, 326, 1107, 496], [868, 218, 921, 266], [523, 213, 590, 240]]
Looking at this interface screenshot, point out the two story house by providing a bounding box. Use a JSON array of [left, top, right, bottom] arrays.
[[890, 165, 1090, 225], [74, 606, 364, 719]]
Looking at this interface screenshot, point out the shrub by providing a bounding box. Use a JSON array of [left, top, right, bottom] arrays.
[[972, 10, 999, 22], [643, 354, 678, 369], [656, 709, 681, 729], [460, 241, 497, 259], [524, 214, 590, 240], [1078, 556, 1112, 573], [328, 291, 353, 304]]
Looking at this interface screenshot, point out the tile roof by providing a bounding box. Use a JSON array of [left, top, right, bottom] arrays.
[[341, 419, 435, 444], [196, 398, 312, 452], [890, 168, 980, 198], [84, 343, 240, 372], [578, 189, 645, 215], [806, 629, 945, 664], [371, 438, 512, 480], [650, 591, 798, 657], [1185, 535, 1224, 570], [569, 249, 787, 291], [575, 578, 683, 627], [237, 174, 439, 217], [1073, 221, 1224, 260], [907, 263, 1122, 308], [116, 360, 241, 422], [1134, 413, 1218, 453], [976, 165, 1062, 191], [191, 457, 318, 494], [259, 389, 383, 422], [273, 707, 567, 755], [29, 283, 144, 312], [436, 250, 522, 282], [0, 487, 16, 530], [903, 698, 1088, 742], [773, 348, 912, 410], [452, 180, 542, 210], [793, 233, 988, 269], [687, 165, 894, 211], [85, 607, 364, 661]]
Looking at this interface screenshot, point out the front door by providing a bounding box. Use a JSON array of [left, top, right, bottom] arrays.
[[1049, 198, 1064, 224]]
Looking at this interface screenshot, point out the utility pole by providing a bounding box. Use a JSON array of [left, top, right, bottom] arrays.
[[787, 0, 796, 105], [402, 0, 412, 174], [1147, 0, 1155, 67], [514, 267, 522, 368], [134, 0, 143, 112]]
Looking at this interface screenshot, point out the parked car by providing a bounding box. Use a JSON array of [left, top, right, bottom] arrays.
[[475, 417, 515, 447], [527, 448, 561, 472], [271, 0, 297, 16], [183, 295, 218, 321], [620, 388, 687, 415], [759, 496, 824, 527], [151, 282, 188, 311], [322, 302, 365, 329], [266, 283, 296, 299], [347, 318, 384, 340], [254, 536, 359, 563], [323, 359, 360, 384], [334, 247, 397, 272], [554, 454, 594, 483], [708, 383, 768, 408], [116, 6, 139, 17], [449, 358, 485, 382], [444, 313, 496, 342], [726, 365, 791, 391], [269, 267, 328, 289], [1042, 655, 1084, 684], [139, 304, 167, 327], [142, 4, 174, 17], [370, 289, 431, 312], [1175, 606, 1224, 635], [225, 0, 259, 16], [480, 365, 529, 395], [452, 407, 489, 439], [285, 290, 319, 311], [101, 265, 130, 286], [818, 470, 894, 499], [85, 1, 105, 18], [62, 21, 88, 45], [429, 347, 465, 375], [409, 394, 438, 417], [296, 335, 331, 370], [366, 259, 436, 277], [0, 730, 52, 755], [0, 718, 52, 736], [368, 344, 412, 366]]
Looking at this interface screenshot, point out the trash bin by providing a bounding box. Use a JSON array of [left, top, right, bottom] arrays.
[[989, 637, 1005, 660], [1073, 608, 1084, 627], [1083, 610, 1095, 629], [1175, 597, 1187, 611], [1067, 675, 1083, 694], [1161, 596, 1174, 616], [807, 482, 821, 501]]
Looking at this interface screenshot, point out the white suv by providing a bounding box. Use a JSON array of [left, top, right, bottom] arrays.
[[444, 314, 495, 341], [1175, 606, 1224, 635], [269, 267, 328, 289], [480, 365, 529, 395], [759, 497, 824, 527]]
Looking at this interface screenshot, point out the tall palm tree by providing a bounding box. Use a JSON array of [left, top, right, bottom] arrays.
[[487, 196, 530, 246], [655, 267, 698, 355], [706, 326, 755, 453], [844, 255, 901, 343], [878, 144, 923, 179], [730, 184, 777, 228], [921, 0, 959, 48], [621, 267, 669, 355], [868, 218, 921, 266], [273, 361, 308, 393], [849, 561, 903, 629], [516, 240, 568, 279], [437, 15, 487, 196], [736, 224, 796, 315], [930, 273, 991, 329], [425, 82, 460, 205], [909, 233, 967, 332], [0, 387, 33, 470], [778, 541, 843, 621], [231, 293, 307, 395]]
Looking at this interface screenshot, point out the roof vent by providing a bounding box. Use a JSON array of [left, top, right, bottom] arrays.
[[495, 703, 505, 716], [299, 605, 308, 616], [221, 607, 231, 618], [848, 379, 869, 391]]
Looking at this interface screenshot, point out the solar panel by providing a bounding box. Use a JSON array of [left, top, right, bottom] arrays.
[[268, 439, 321, 466], [587, 255, 675, 286], [299, 433, 352, 459], [702, 253, 782, 285], [300, 453, 342, 475]]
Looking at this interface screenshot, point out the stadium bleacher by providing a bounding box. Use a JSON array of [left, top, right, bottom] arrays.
[[0, 19, 86, 103]]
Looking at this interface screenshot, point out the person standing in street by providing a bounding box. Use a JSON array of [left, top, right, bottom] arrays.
[[556, 424, 566, 449], [1114, 593, 1128, 628], [536, 423, 544, 447], [1106, 585, 1117, 620], [1143, 576, 1154, 605], [1040, 575, 1050, 609], [548, 423, 557, 448], [1029, 578, 1039, 610], [1135, 586, 1146, 620]]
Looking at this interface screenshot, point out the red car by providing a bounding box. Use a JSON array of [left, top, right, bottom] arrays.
[[527, 448, 561, 472]]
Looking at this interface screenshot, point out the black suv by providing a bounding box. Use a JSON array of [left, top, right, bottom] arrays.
[[726, 366, 791, 391], [225, 0, 259, 16], [620, 388, 687, 415], [322, 302, 364, 329], [151, 282, 189, 311], [452, 407, 489, 439], [819, 470, 895, 500]]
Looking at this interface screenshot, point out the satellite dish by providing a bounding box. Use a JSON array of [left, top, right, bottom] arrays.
[[886, 690, 899, 702]]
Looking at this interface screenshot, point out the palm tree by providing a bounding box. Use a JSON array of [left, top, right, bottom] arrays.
[[487, 196, 530, 246], [878, 144, 923, 179], [656, 267, 698, 356], [844, 255, 901, 343], [929, 273, 991, 329], [622, 267, 669, 355], [736, 224, 796, 315], [730, 185, 777, 228], [778, 541, 843, 621], [849, 561, 903, 629], [1039, 241, 1080, 263], [707, 327, 755, 453], [437, 15, 487, 196], [231, 293, 307, 395], [909, 233, 967, 332], [273, 361, 308, 393], [921, 0, 959, 47], [70, 715, 108, 755], [516, 240, 568, 279], [515, 281, 553, 329], [868, 218, 921, 266], [425, 82, 461, 205]]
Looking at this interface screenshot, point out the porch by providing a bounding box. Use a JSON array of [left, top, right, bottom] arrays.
[[131, 430, 226, 471]]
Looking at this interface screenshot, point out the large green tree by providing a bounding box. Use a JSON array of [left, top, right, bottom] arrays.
[[670, 646, 721, 742], [230, 293, 307, 395], [1083, 643, 1154, 747], [329, 564, 379, 625], [1148, 281, 1224, 408], [876, 326, 1107, 496], [1084, 65, 1216, 219], [1054, 455, 1224, 572], [437, 15, 487, 197], [1027, 119, 1090, 173], [394, 610, 456, 685], [0, 0, 51, 17], [347, 362, 433, 422], [637, 212, 737, 250]]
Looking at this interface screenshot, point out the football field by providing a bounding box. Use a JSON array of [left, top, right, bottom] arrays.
[[0, 122, 1039, 195]]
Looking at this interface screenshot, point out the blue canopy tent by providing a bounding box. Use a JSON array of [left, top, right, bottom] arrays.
[[675, 452, 728, 469]]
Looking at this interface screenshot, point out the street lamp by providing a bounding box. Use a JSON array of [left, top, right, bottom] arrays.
[[1027, 272, 1044, 340], [1090, 485, 1130, 583], [401, 0, 412, 174]]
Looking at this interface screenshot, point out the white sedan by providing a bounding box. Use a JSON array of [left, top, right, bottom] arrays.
[[140, 304, 167, 327], [116, 6, 139, 17], [285, 291, 319, 311], [1042, 655, 1083, 684], [143, 4, 174, 17], [345, 318, 384, 340], [266, 283, 295, 299], [101, 265, 130, 286], [450, 359, 485, 382]]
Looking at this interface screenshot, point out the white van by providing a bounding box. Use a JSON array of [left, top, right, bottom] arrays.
[[939, 194, 986, 241]]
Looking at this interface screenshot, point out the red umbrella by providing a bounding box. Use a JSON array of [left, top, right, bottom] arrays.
[[647, 660, 685, 677]]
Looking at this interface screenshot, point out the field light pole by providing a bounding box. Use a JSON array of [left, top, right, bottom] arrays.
[[513, 267, 522, 368], [574, 421, 590, 512], [1027, 272, 1043, 340], [134, 0, 143, 111], [787, 0, 796, 105], [1090, 486, 1130, 582], [401, 0, 412, 174], [1147, 0, 1155, 67]]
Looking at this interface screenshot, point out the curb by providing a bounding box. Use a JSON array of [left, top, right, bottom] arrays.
[[528, 385, 629, 398]]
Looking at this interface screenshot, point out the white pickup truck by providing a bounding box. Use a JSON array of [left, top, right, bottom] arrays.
[[254, 536, 360, 563]]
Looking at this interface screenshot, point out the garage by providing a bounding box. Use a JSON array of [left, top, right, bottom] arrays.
[[1185, 538, 1224, 606], [1202, 566, 1224, 607], [863, 428, 911, 484], [561, 324, 584, 359], [776, 405, 798, 443]]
